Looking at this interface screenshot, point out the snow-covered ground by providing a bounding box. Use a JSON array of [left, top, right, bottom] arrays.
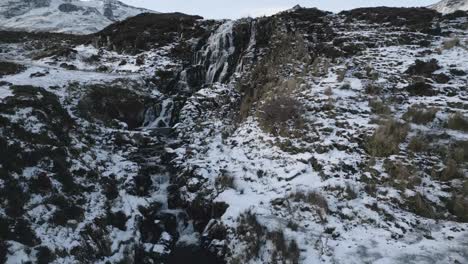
[[0, 6, 467, 264], [0, 0, 157, 34]]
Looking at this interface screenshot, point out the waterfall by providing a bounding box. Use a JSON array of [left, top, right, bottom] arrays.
[[197, 20, 236, 84], [236, 19, 257, 74], [143, 98, 174, 129]]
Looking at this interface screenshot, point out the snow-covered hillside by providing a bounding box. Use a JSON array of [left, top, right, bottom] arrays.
[[0, 6, 467, 264], [0, 0, 157, 34], [430, 0, 468, 13]]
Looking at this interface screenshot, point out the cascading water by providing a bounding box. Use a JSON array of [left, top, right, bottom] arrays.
[[143, 98, 174, 129], [197, 20, 236, 84], [235, 19, 257, 74]]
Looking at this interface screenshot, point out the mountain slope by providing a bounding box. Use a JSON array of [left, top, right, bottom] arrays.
[[0, 7, 467, 264], [0, 0, 157, 34], [430, 0, 468, 13]]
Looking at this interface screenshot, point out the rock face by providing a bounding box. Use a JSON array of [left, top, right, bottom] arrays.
[[430, 0, 468, 13], [0, 0, 157, 34], [0, 6, 468, 264]]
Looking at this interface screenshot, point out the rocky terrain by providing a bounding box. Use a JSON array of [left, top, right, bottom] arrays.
[[0, 0, 156, 34], [430, 0, 468, 13], [0, 4, 467, 264]]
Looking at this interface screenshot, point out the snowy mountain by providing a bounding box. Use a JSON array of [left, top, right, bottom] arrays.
[[430, 0, 468, 13], [0, 0, 157, 34], [0, 6, 467, 264]]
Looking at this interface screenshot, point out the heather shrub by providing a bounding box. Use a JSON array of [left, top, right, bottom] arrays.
[[408, 135, 428, 153], [365, 119, 409, 157], [407, 193, 435, 219], [289, 191, 329, 212], [448, 195, 468, 222], [215, 174, 235, 191], [364, 82, 382, 95], [289, 191, 328, 222], [369, 98, 391, 115], [440, 159, 463, 181], [447, 112, 468, 132], [237, 211, 265, 260], [258, 95, 304, 137], [384, 160, 420, 189], [403, 105, 437, 124], [268, 230, 300, 264]]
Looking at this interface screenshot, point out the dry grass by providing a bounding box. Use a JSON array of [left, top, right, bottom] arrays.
[[408, 192, 436, 219], [324, 87, 333, 96], [290, 191, 329, 212], [449, 195, 468, 222], [408, 135, 428, 153], [289, 191, 329, 223], [365, 119, 409, 157], [440, 159, 463, 181], [267, 230, 300, 264], [258, 95, 304, 137], [384, 160, 420, 190], [442, 36, 460, 50], [364, 83, 382, 95], [215, 174, 235, 191], [403, 105, 437, 124], [369, 98, 391, 115], [236, 211, 265, 260], [447, 112, 468, 132]]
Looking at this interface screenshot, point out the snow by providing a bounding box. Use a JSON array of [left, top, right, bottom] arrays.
[[0, 0, 158, 34], [1, 5, 467, 264], [430, 0, 468, 14], [0, 85, 13, 101]]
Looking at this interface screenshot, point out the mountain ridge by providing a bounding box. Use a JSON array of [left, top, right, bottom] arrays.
[[0, 0, 158, 34], [430, 0, 468, 13]]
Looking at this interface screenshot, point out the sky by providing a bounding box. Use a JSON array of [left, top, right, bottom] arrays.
[[121, 0, 440, 19]]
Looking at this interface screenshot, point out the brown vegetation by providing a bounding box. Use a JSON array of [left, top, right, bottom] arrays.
[[365, 119, 409, 157]]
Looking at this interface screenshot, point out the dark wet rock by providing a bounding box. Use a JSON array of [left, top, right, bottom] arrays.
[[0, 61, 26, 76], [167, 245, 226, 264], [59, 63, 77, 70], [30, 71, 49, 78], [0, 218, 41, 247], [450, 68, 466, 76], [30, 173, 53, 193], [135, 54, 145, 65], [77, 84, 153, 129], [406, 82, 436, 96], [442, 10, 468, 20], [34, 46, 78, 60], [0, 30, 89, 45], [432, 73, 451, 83], [1, 85, 74, 145], [341, 7, 440, 32], [405, 59, 441, 77], [96, 65, 109, 72], [58, 3, 83, 13], [95, 13, 205, 54], [186, 197, 229, 232], [107, 211, 128, 231]]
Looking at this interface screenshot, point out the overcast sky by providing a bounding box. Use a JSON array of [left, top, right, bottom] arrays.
[[121, 0, 439, 19]]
